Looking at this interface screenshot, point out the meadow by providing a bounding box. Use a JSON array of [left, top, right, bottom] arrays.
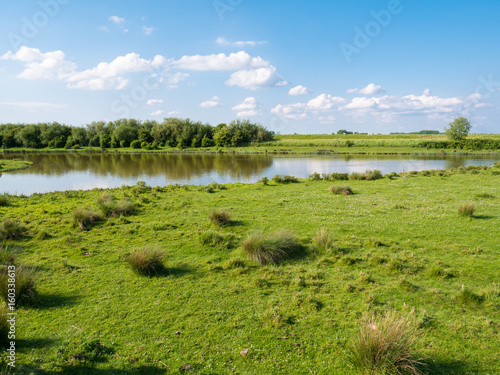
[[0, 164, 499, 374]]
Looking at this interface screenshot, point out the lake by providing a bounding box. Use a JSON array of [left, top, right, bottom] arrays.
[[1, 152, 498, 195]]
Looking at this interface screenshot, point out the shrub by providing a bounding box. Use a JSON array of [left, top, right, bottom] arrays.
[[72, 208, 101, 231], [458, 203, 475, 217], [125, 247, 165, 276], [0, 219, 27, 240], [130, 140, 141, 149], [328, 185, 353, 195], [0, 265, 38, 307], [0, 303, 8, 347], [309, 172, 321, 180], [312, 229, 335, 251], [209, 209, 231, 227], [349, 310, 425, 375], [0, 194, 10, 207], [242, 230, 301, 265], [259, 176, 269, 185]]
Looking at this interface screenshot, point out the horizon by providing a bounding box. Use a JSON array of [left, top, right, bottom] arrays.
[[1, 0, 500, 134]]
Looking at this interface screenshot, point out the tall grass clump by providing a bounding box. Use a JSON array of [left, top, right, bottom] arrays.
[[242, 230, 301, 265], [349, 310, 425, 375], [350, 170, 383, 181], [328, 185, 353, 195], [0, 246, 16, 265], [72, 208, 101, 231], [0, 194, 10, 207], [312, 229, 335, 251], [209, 209, 231, 227], [0, 265, 38, 307], [125, 247, 165, 276], [458, 203, 475, 217], [97, 193, 136, 218], [0, 219, 27, 240], [0, 303, 8, 347]]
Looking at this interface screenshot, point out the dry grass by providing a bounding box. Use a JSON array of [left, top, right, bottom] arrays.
[[328, 185, 353, 195], [209, 209, 232, 227], [125, 247, 165, 276], [458, 203, 475, 217]]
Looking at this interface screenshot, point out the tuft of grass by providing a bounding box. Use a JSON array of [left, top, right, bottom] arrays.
[[97, 193, 135, 218], [475, 193, 494, 199], [458, 202, 476, 217], [455, 287, 484, 306], [350, 170, 383, 181], [0, 246, 16, 265], [242, 230, 301, 265], [0, 303, 8, 347], [0, 265, 38, 307], [349, 310, 426, 375], [209, 209, 231, 227], [0, 194, 10, 207], [328, 185, 353, 195], [72, 207, 102, 231], [312, 229, 335, 251], [0, 219, 27, 240], [198, 230, 234, 250], [224, 257, 246, 270], [125, 247, 165, 276]]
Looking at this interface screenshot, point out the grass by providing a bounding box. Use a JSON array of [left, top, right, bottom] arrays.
[[458, 202, 476, 217], [124, 247, 166, 276], [0, 303, 8, 347], [209, 209, 232, 227], [312, 228, 336, 251], [0, 265, 38, 307], [97, 193, 136, 217], [349, 310, 425, 375], [0, 159, 33, 172], [242, 230, 301, 265], [0, 165, 499, 373], [0, 219, 27, 240], [0, 194, 10, 207], [72, 207, 102, 230], [328, 185, 353, 195]]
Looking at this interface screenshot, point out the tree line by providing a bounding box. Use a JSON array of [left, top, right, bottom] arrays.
[[0, 118, 275, 150]]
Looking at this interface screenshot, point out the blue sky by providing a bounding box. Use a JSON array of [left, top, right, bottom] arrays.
[[1, 0, 499, 134]]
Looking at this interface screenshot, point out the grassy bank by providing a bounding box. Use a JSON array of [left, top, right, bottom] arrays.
[[0, 165, 499, 374], [0, 159, 33, 172]]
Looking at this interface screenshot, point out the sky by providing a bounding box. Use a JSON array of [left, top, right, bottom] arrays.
[[0, 0, 499, 134]]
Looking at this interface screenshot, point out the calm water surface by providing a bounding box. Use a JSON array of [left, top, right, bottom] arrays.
[[1, 152, 498, 195]]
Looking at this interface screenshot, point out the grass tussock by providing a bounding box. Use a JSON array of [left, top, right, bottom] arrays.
[[312, 229, 335, 251], [350, 169, 383, 181], [0, 219, 27, 240], [455, 287, 484, 306], [125, 247, 165, 276], [0, 246, 16, 265], [349, 310, 426, 375], [0, 303, 8, 347], [72, 207, 102, 231], [97, 193, 136, 218], [0, 194, 10, 207], [209, 209, 231, 227], [0, 265, 38, 307], [198, 230, 234, 250], [328, 185, 353, 195], [458, 203, 476, 217], [242, 230, 301, 265]]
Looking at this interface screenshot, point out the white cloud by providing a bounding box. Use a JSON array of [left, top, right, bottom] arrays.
[[3, 47, 168, 90], [172, 51, 268, 71], [167, 110, 181, 116], [271, 103, 307, 120], [226, 66, 287, 90], [422, 89, 432, 96], [232, 97, 262, 116], [200, 96, 222, 108], [348, 83, 385, 96], [163, 72, 189, 89], [150, 110, 164, 116], [216, 37, 268, 47], [307, 94, 346, 110], [147, 99, 163, 106], [0, 101, 67, 111], [288, 85, 311, 96], [109, 16, 125, 25], [143, 26, 154, 36]]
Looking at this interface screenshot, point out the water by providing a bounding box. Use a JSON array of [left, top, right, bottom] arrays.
[[0, 152, 498, 195]]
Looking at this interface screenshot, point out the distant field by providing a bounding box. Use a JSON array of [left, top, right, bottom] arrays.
[[1, 164, 499, 374]]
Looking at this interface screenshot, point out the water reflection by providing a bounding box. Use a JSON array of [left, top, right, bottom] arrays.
[[0, 152, 498, 195]]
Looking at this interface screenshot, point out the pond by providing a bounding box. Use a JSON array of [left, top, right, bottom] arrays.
[[1, 152, 498, 195]]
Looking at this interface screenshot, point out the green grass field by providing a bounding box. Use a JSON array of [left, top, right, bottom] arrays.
[[0, 164, 499, 374], [0, 159, 33, 172]]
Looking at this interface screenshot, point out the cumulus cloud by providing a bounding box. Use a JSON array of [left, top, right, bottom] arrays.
[[167, 110, 181, 116], [172, 51, 268, 71], [200, 96, 222, 108], [348, 83, 385, 95], [307, 94, 347, 110], [226, 66, 287, 90], [163, 72, 189, 89], [270, 103, 307, 120], [288, 85, 311, 96], [147, 99, 163, 105], [216, 37, 268, 47], [109, 16, 125, 25], [150, 110, 164, 116], [232, 97, 262, 117], [2, 46, 168, 90]]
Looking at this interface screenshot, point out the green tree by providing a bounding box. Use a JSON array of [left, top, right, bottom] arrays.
[[445, 117, 472, 141]]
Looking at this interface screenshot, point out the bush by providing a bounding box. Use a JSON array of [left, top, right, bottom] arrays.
[[259, 176, 269, 185], [0, 265, 38, 307], [242, 230, 301, 265], [0, 219, 27, 240], [0, 194, 10, 207], [130, 140, 141, 149], [125, 247, 165, 276], [458, 203, 475, 217], [72, 208, 101, 230], [328, 185, 353, 195], [209, 209, 231, 227], [349, 310, 425, 375]]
